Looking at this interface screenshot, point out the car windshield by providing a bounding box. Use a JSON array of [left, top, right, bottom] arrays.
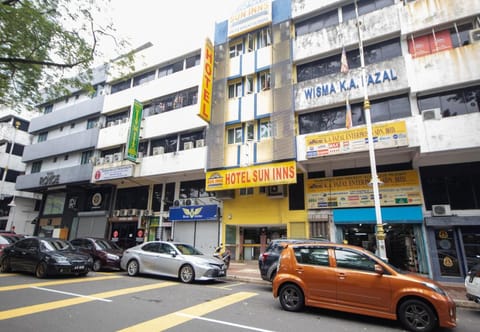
[[0, 236, 15, 244], [94, 239, 121, 250], [41, 239, 73, 252], [174, 243, 203, 255]]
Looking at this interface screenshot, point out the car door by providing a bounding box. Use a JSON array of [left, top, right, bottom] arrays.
[[14, 238, 40, 273], [291, 245, 337, 307], [333, 247, 392, 314], [156, 243, 182, 276], [139, 243, 163, 275]]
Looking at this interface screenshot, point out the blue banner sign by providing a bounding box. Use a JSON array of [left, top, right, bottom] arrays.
[[169, 204, 218, 221]]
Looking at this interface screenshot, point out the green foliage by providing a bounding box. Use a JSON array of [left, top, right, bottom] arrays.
[[0, 0, 132, 110]]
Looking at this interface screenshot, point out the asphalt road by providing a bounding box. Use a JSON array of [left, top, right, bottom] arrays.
[[0, 271, 479, 332]]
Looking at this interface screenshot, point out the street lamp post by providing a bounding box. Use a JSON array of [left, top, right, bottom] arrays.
[[354, 1, 387, 260]]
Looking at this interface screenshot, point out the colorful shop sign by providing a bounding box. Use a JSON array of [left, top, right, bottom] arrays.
[[306, 120, 408, 158], [206, 160, 296, 191], [198, 38, 214, 123], [306, 170, 423, 209], [126, 100, 143, 162], [228, 0, 272, 38]]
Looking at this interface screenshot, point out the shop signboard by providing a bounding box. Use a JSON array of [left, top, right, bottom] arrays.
[[169, 204, 218, 221], [306, 170, 422, 209]]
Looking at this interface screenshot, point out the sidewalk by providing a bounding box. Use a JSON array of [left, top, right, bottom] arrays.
[[226, 260, 480, 309]]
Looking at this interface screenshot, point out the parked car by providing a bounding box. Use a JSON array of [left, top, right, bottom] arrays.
[[71, 237, 123, 271], [0, 233, 25, 257], [120, 241, 227, 283], [0, 237, 93, 278], [272, 242, 456, 332], [258, 238, 328, 281], [465, 259, 480, 304]]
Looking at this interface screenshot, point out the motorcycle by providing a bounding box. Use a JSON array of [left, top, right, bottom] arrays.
[[214, 244, 231, 269]]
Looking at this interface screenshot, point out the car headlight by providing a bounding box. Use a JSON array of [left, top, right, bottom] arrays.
[[51, 255, 69, 264], [107, 253, 119, 260], [423, 282, 446, 296]]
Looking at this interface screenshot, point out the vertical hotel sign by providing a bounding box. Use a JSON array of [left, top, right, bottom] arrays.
[[126, 100, 143, 162], [198, 38, 214, 123], [228, 0, 272, 38]]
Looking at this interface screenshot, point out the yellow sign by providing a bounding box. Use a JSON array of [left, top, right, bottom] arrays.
[[306, 170, 423, 208], [206, 161, 297, 191], [228, 0, 272, 38], [306, 121, 408, 158], [198, 38, 214, 123]]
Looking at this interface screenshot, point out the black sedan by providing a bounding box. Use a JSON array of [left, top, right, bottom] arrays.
[[0, 237, 93, 278]]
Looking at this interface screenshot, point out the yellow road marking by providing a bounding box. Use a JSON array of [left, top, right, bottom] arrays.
[[0, 281, 176, 320], [0, 273, 17, 278], [118, 291, 257, 332], [0, 275, 121, 292], [208, 282, 245, 290]]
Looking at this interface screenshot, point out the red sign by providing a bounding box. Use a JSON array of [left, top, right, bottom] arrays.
[[112, 230, 119, 238]]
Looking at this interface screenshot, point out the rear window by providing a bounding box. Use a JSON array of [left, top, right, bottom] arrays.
[[294, 247, 330, 266]]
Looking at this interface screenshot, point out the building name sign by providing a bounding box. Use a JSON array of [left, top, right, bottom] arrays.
[[302, 69, 398, 101], [306, 170, 423, 209], [228, 0, 272, 38], [206, 160, 296, 191], [39, 172, 60, 186], [306, 121, 408, 158]]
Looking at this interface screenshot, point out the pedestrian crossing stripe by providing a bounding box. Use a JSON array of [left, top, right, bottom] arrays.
[[117, 291, 258, 332]]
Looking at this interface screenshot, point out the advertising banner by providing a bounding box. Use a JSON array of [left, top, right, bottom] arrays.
[[126, 100, 143, 162], [306, 170, 423, 209], [305, 121, 408, 158]]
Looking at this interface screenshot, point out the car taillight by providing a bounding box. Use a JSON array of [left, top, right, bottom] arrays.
[[261, 252, 269, 263]]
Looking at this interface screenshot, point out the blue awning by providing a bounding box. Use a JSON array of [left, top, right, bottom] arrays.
[[333, 206, 423, 224]]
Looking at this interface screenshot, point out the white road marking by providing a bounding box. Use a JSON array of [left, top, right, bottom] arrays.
[[30, 286, 112, 302], [175, 312, 276, 332]]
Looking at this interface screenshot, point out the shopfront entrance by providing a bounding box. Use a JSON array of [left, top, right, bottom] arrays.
[[426, 216, 480, 282], [110, 221, 138, 250]]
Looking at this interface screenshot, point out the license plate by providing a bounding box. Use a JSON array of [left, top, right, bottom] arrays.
[[219, 270, 226, 276], [74, 265, 85, 270]]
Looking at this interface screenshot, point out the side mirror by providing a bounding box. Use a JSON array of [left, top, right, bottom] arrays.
[[169, 250, 177, 257], [374, 264, 384, 275]]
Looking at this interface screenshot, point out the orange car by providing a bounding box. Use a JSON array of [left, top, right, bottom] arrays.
[[272, 242, 456, 332]]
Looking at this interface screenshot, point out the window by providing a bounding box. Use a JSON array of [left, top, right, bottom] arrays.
[[133, 70, 156, 86], [240, 188, 254, 195], [260, 120, 272, 139], [44, 104, 53, 114], [228, 81, 242, 98], [87, 118, 97, 129], [179, 179, 211, 199], [296, 9, 339, 36], [227, 127, 242, 144], [180, 131, 203, 151], [31, 161, 42, 173], [418, 85, 480, 118], [299, 94, 410, 134], [186, 54, 201, 68], [245, 76, 254, 94], [38, 132, 48, 142], [53, 157, 57, 163], [335, 249, 376, 272], [70, 123, 75, 129], [229, 41, 243, 58], [342, 0, 394, 22], [64, 154, 69, 161], [259, 71, 271, 90], [294, 247, 330, 266], [110, 79, 131, 94], [81, 150, 93, 165], [257, 27, 272, 48], [158, 65, 173, 77]]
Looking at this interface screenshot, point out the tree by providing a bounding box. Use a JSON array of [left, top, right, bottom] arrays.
[[0, 0, 133, 110]]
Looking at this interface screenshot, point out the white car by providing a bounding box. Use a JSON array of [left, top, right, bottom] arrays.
[[120, 241, 227, 283], [465, 263, 480, 304]]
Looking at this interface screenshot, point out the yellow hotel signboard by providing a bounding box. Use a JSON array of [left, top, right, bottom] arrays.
[[306, 170, 423, 209], [306, 121, 408, 158], [206, 161, 296, 191]]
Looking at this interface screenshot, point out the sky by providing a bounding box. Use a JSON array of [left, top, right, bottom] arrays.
[[105, 0, 238, 60]]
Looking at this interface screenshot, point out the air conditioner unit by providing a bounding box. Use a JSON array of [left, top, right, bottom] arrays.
[[267, 185, 285, 198], [120, 209, 129, 217], [104, 154, 114, 163], [469, 28, 480, 43], [113, 152, 123, 162], [184, 142, 194, 150], [432, 204, 452, 216], [196, 139, 205, 148], [153, 146, 165, 155], [113, 210, 121, 217], [421, 108, 442, 121], [128, 208, 138, 216], [214, 190, 235, 200], [96, 157, 105, 165]]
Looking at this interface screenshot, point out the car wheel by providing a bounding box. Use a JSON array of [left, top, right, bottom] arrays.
[[179, 264, 195, 283], [398, 299, 438, 332], [126, 259, 139, 276], [35, 262, 48, 278], [93, 259, 102, 272], [279, 283, 304, 312], [0, 257, 11, 273]]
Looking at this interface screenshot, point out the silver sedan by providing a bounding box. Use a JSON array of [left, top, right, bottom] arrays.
[[120, 241, 227, 283]]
